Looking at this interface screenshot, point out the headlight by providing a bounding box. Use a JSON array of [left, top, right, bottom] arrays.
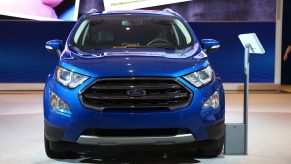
[[183, 66, 213, 87], [50, 92, 71, 114], [202, 91, 220, 110], [56, 66, 89, 88]]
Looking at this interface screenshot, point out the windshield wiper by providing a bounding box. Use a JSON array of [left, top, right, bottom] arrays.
[[88, 45, 176, 50], [149, 46, 176, 50], [122, 44, 176, 50]]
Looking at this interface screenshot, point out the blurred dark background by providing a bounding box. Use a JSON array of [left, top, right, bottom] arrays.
[[281, 0, 291, 84]]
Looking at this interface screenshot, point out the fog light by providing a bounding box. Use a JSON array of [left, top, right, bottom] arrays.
[[202, 91, 220, 110], [50, 92, 71, 114]]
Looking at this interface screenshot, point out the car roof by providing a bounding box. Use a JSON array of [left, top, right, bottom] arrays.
[[88, 9, 177, 17]]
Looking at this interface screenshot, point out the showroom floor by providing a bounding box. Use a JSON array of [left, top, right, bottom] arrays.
[[0, 91, 291, 164]]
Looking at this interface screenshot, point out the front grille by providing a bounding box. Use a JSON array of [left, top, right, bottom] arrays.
[[80, 78, 192, 111], [82, 128, 191, 137]]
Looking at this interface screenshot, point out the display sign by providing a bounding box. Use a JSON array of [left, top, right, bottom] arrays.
[[238, 33, 265, 54], [103, 0, 191, 11], [0, 0, 80, 21], [0, 0, 276, 84], [0, 0, 276, 22]]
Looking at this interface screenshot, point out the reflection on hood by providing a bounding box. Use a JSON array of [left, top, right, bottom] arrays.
[[68, 43, 207, 59]]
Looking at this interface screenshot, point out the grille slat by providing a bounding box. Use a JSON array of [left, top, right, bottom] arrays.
[[80, 78, 192, 111], [83, 92, 188, 100], [91, 84, 181, 90]]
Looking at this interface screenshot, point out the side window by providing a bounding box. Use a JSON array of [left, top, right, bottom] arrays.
[[174, 19, 192, 45], [73, 20, 89, 46], [171, 24, 180, 46], [81, 24, 90, 46]]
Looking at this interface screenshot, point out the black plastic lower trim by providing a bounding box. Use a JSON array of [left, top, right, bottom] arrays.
[[206, 119, 225, 140], [44, 120, 66, 142], [49, 139, 220, 152], [51, 140, 211, 152]]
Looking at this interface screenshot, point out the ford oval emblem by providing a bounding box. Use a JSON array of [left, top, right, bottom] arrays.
[[126, 89, 146, 97]]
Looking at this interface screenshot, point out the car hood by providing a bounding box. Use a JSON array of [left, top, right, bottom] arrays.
[[59, 45, 209, 78]]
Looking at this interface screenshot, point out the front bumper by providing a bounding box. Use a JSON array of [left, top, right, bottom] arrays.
[[44, 75, 225, 145], [44, 119, 224, 151], [77, 133, 195, 146]]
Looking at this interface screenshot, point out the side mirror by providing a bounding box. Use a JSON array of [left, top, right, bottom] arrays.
[[201, 39, 220, 53], [45, 40, 63, 55]]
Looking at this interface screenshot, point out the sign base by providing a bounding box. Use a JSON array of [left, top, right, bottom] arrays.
[[224, 123, 246, 155]]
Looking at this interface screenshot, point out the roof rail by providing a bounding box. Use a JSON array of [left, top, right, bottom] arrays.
[[162, 8, 181, 17], [86, 9, 99, 14]]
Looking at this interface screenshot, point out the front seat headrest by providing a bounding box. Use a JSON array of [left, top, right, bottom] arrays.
[[96, 30, 114, 43]]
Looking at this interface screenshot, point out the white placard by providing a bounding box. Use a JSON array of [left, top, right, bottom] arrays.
[[238, 33, 265, 54]]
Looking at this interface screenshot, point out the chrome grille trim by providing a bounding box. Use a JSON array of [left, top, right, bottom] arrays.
[[79, 77, 193, 111]]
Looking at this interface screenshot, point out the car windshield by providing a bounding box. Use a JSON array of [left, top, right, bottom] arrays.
[[71, 15, 194, 51]]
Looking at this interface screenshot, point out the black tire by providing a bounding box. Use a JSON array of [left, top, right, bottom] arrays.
[[44, 136, 76, 159], [196, 136, 224, 158]]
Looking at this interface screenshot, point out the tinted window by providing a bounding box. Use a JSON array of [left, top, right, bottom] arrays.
[[72, 15, 194, 51]]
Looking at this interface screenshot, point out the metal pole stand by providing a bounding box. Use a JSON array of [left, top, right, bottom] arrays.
[[225, 33, 265, 155], [224, 45, 250, 155], [243, 45, 250, 155]]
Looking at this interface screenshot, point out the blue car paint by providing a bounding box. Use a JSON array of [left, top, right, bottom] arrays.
[[44, 10, 225, 143]]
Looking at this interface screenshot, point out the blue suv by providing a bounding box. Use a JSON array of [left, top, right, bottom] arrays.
[[44, 9, 225, 158]]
